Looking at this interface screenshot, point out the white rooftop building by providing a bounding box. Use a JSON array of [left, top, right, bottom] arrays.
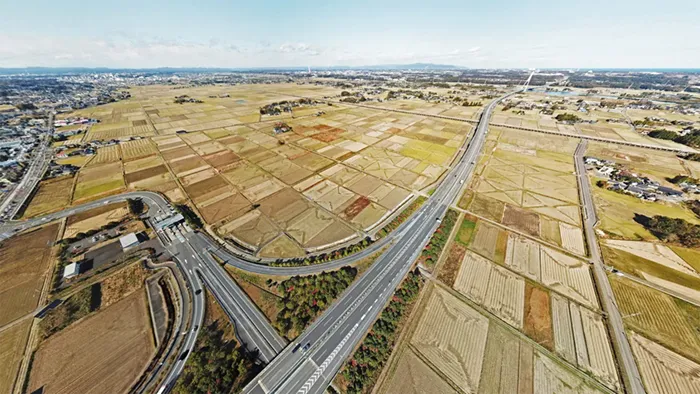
[[119, 232, 139, 250], [63, 262, 80, 279]]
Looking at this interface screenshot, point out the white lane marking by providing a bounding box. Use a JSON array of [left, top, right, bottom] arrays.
[[297, 322, 359, 394]]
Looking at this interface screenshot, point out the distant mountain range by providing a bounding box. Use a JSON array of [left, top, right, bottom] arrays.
[[0, 63, 464, 75]]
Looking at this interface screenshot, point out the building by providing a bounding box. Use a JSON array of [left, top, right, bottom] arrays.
[[63, 262, 80, 279], [119, 232, 140, 250]]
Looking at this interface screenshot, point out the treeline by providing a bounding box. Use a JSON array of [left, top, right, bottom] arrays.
[[649, 129, 700, 149], [639, 215, 700, 248], [341, 271, 423, 393], [174, 323, 258, 394], [555, 113, 582, 123], [376, 196, 426, 238], [270, 237, 372, 267], [421, 209, 459, 267], [668, 175, 699, 185], [275, 267, 357, 336]]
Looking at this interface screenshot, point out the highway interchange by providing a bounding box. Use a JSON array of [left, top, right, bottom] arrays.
[[0, 91, 655, 394]]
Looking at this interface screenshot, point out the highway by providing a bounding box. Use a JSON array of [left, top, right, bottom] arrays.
[[179, 233, 287, 362], [241, 92, 516, 394], [0, 114, 53, 220], [574, 140, 646, 394]]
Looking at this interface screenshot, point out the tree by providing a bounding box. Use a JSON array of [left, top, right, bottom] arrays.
[[127, 198, 145, 215], [648, 129, 677, 140]]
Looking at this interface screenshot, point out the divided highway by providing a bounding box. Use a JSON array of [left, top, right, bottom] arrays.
[[242, 92, 517, 394], [574, 140, 646, 394]]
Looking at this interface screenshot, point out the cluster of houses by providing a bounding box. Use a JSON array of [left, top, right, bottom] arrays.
[[273, 122, 293, 134], [585, 156, 686, 202]]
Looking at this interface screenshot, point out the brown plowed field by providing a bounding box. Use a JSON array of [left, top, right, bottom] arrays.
[[124, 165, 168, 184], [342, 196, 371, 220], [0, 224, 58, 326], [183, 175, 229, 200], [523, 283, 554, 350], [503, 204, 540, 237], [27, 290, 154, 394], [203, 150, 240, 169]]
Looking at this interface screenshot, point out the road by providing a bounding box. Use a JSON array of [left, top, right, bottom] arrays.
[[178, 233, 287, 362], [574, 140, 646, 394], [241, 92, 517, 394], [0, 114, 53, 220], [0, 190, 285, 392]]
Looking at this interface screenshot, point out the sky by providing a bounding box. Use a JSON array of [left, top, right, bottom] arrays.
[[1, 0, 698, 69]]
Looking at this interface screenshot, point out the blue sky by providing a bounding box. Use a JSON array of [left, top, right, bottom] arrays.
[[1, 0, 698, 68]]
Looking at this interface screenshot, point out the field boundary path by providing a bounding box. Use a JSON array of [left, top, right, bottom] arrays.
[[574, 139, 646, 394]]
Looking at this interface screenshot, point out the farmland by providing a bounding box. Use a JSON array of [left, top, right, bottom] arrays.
[[21, 175, 74, 218], [459, 127, 585, 255], [410, 285, 489, 392], [0, 320, 32, 393], [609, 275, 700, 363], [73, 162, 126, 202], [0, 224, 58, 327], [549, 293, 619, 390], [493, 89, 697, 151], [505, 235, 598, 309], [63, 202, 129, 238], [381, 283, 610, 394], [629, 333, 700, 394], [591, 179, 700, 240], [55, 83, 481, 257], [453, 250, 525, 328], [27, 290, 154, 394]]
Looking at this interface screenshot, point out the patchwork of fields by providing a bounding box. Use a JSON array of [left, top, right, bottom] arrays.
[[45, 83, 476, 257], [458, 127, 586, 256], [379, 284, 612, 394]]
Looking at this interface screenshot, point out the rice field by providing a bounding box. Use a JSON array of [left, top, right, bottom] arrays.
[[505, 235, 598, 309], [387, 283, 611, 394], [609, 275, 700, 363], [550, 293, 619, 390], [411, 286, 489, 392], [629, 333, 700, 394], [459, 127, 585, 254], [453, 250, 525, 328]]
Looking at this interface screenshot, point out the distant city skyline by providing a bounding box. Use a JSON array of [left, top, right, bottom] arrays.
[[1, 0, 698, 69]]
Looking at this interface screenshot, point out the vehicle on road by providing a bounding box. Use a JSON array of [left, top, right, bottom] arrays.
[[302, 342, 311, 353], [292, 343, 302, 353]]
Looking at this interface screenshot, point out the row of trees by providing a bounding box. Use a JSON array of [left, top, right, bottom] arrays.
[[174, 323, 258, 394], [649, 129, 700, 149], [270, 237, 372, 267], [342, 271, 423, 393], [274, 267, 357, 336], [421, 209, 459, 267], [376, 196, 426, 238]]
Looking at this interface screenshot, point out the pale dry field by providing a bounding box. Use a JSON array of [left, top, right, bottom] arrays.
[[550, 293, 619, 391], [27, 290, 154, 394], [0, 320, 32, 393], [63, 206, 129, 238], [630, 333, 700, 394], [453, 250, 525, 328], [604, 240, 698, 278], [505, 235, 598, 309], [411, 285, 489, 392]]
